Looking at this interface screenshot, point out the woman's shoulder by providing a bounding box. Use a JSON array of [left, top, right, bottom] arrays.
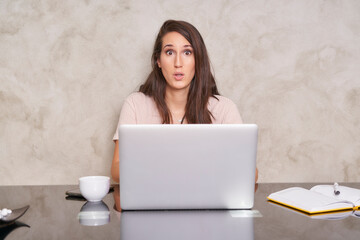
[[208, 95, 242, 124], [124, 91, 158, 113], [119, 91, 160, 124]]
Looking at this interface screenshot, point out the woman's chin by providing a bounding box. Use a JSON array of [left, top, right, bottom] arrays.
[[166, 82, 191, 92]]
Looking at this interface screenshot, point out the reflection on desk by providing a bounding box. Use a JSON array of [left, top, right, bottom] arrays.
[[78, 201, 110, 226], [120, 210, 255, 240], [0, 221, 30, 239]]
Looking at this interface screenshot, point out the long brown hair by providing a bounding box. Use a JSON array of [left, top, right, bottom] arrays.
[[139, 20, 219, 124]]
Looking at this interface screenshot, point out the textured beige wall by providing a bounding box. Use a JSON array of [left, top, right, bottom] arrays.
[[1, 0, 359, 185]]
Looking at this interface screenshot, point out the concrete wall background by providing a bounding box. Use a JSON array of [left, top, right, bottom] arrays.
[[1, 0, 359, 185]]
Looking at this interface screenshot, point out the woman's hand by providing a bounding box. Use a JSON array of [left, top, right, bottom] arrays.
[[112, 184, 121, 211]]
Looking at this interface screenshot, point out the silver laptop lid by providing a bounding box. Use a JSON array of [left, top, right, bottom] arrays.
[[118, 124, 258, 210]]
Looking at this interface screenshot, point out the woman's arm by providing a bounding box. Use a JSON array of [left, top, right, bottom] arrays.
[[111, 140, 120, 183], [256, 168, 258, 183]]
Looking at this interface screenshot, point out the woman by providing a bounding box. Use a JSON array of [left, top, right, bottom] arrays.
[[111, 20, 258, 182]]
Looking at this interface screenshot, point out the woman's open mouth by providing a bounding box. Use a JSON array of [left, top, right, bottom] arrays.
[[174, 72, 184, 80]]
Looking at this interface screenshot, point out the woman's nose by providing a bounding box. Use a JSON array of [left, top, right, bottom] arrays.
[[174, 54, 182, 68]]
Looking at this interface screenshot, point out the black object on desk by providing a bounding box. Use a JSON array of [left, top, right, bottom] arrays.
[[65, 186, 114, 201]]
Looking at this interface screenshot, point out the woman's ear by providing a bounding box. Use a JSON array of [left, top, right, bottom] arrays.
[[157, 59, 161, 68]]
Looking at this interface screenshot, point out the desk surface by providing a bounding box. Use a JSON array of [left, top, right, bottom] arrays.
[[1, 183, 359, 239]]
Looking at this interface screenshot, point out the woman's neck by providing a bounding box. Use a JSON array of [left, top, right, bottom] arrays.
[[165, 88, 188, 123]]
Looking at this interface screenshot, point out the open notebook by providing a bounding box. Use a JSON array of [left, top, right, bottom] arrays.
[[267, 185, 360, 215]]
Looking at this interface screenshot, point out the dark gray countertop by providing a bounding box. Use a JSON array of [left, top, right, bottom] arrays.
[[1, 183, 359, 239]]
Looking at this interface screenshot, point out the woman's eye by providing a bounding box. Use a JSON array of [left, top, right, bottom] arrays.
[[166, 50, 173, 55], [184, 50, 192, 55]]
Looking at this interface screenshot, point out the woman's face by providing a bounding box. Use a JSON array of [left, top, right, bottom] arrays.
[[157, 31, 195, 93]]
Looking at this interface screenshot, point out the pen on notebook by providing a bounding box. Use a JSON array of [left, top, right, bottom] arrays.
[[333, 182, 340, 195]]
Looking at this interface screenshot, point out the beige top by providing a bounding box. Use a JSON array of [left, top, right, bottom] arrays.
[[113, 92, 243, 140]]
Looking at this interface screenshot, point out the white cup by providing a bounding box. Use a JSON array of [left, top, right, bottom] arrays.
[[79, 176, 110, 202]]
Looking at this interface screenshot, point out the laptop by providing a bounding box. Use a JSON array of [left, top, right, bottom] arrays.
[[118, 124, 258, 210]]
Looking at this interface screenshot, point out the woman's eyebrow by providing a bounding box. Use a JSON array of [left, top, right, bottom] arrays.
[[163, 44, 193, 49], [163, 44, 173, 49]]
